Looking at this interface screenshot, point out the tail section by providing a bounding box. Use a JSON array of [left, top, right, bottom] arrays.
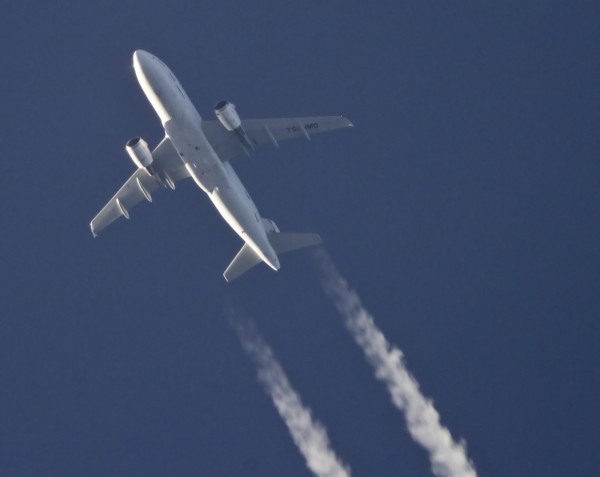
[[223, 231, 322, 282], [268, 232, 322, 255], [223, 243, 262, 282]]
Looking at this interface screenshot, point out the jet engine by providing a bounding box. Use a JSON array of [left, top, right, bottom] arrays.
[[214, 100, 241, 131], [214, 99, 254, 151], [126, 137, 154, 173]]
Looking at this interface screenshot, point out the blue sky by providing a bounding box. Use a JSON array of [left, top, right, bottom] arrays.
[[1, 2, 599, 476]]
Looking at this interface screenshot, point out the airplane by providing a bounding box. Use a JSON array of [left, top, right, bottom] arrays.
[[90, 50, 352, 281]]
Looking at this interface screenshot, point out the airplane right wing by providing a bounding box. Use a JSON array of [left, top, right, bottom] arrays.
[[90, 137, 190, 236], [202, 116, 353, 162]]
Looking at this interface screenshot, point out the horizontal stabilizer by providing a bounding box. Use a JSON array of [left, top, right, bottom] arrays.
[[224, 233, 322, 282], [268, 232, 322, 255], [223, 243, 263, 282]]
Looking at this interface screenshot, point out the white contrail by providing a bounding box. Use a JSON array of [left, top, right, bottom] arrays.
[[229, 313, 351, 477], [315, 249, 478, 477]]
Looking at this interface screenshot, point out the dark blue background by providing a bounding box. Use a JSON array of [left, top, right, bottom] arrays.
[[1, 2, 598, 476]]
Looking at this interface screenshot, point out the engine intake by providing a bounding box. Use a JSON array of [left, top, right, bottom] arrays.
[[214, 100, 241, 131], [214, 100, 254, 151], [126, 137, 154, 172]]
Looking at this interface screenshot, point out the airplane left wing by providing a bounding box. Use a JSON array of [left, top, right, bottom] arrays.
[[202, 116, 353, 162], [90, 137, 189, 236]]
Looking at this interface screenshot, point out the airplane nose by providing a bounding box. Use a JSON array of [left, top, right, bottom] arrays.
[[133, 50, 150, 70]]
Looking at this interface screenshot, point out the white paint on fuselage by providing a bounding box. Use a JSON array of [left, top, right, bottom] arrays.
[[132, 50, 279, 271]]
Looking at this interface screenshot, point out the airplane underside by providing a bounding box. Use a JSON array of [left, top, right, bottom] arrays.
[[90, 50, 352, 281]]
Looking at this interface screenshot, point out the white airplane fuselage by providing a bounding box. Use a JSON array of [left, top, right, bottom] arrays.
[[133, 50, 280, 271]]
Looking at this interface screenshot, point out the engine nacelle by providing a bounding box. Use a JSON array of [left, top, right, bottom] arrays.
[[126, 137, 154, 170], [214, 100, 242, 131]]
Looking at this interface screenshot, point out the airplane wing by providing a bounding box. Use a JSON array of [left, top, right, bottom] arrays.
[[202, 116, 353, 162], [90, 137, 190, 236]]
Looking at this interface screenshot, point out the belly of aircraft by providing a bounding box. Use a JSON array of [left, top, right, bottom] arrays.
[[165, 114, 278, 268], [164, 116, 228, 192]]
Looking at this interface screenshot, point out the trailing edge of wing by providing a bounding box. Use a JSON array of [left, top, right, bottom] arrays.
[[90, 137, 189, 236], [90, 169, 161, 236]]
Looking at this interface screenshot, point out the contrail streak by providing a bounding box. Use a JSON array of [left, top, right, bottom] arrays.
[[314, 249, 477, 477], [229, 313, 351, 477]]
